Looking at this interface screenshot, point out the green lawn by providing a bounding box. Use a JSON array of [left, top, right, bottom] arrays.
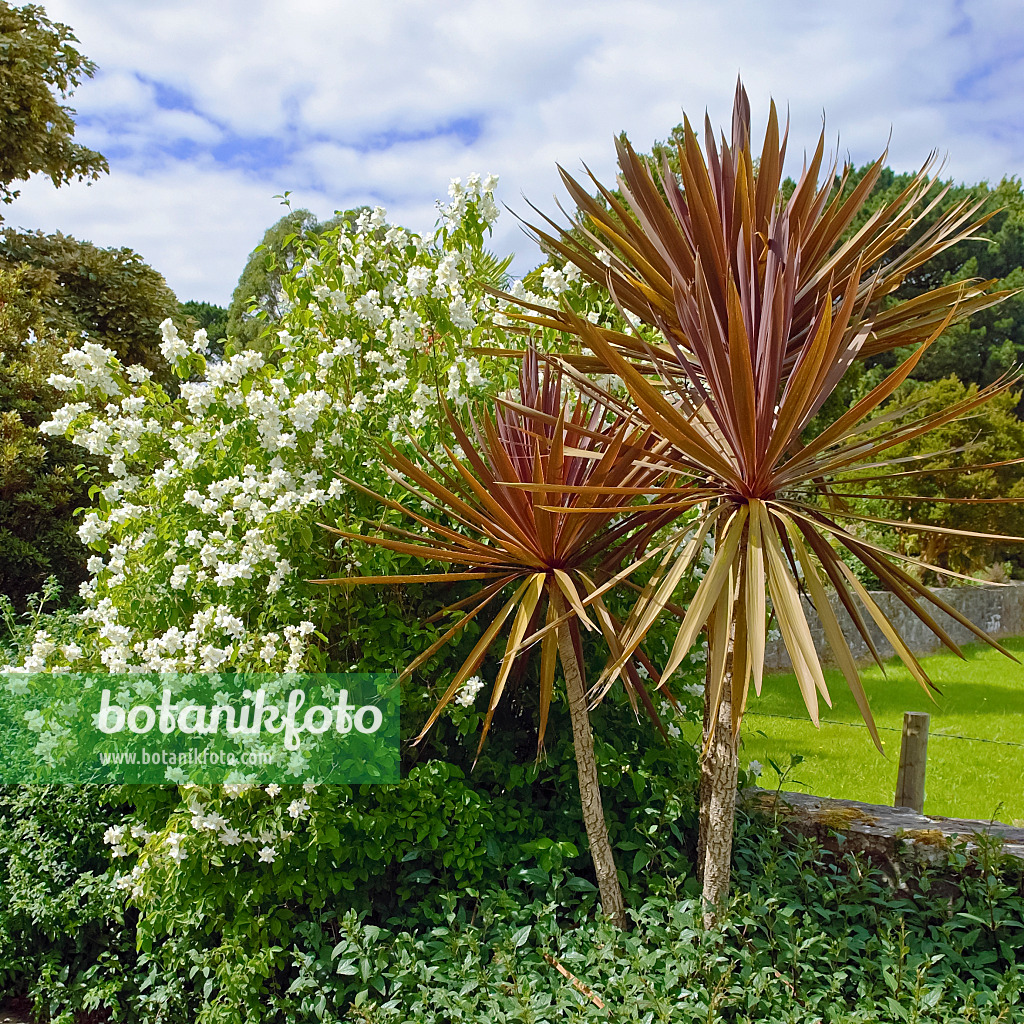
[[710, 637, 1024, 823]]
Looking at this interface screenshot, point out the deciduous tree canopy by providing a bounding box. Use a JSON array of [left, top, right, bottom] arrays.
[[228, 207, 356, 349], [0, 1, 107, 207], [0, 228, 183, 371]]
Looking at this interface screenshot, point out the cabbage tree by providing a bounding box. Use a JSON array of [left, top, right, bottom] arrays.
[[317, 348, 687, 927], [511, 81, 1021, 913]]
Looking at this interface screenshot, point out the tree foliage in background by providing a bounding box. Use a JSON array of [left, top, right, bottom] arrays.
[[0, 0, 107, 207], [180, 299, 229, 357], [0, 229, 184, 605], [227, 207, 355, 350], [0, 264, 92, 605], [840, 376, 1024, 579], [841, 169, 1024, 390], [0, 228, 184, 372]]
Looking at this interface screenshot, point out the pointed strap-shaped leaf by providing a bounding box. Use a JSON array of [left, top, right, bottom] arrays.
[[779, 511, 883, 752], [661, 504, 749, 683], [760, 510, 830, 724], [745, 500, 767, 698], [475, 573, 546, 763], [412, 577, 533, 744], [607, 508, 724, 685]]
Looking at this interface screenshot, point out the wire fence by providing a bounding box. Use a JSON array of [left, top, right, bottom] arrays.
[[743, 710, 1024, 749]]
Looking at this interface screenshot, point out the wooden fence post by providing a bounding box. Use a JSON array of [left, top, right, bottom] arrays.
[[895, 711, 930, 813]]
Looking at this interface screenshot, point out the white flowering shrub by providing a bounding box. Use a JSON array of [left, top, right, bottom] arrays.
[[28, 177, 539, 680], [21, 171, 651, 689]]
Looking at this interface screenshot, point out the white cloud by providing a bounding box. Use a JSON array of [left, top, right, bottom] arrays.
[[7, 162, 288, 304], [7, 0, 1023, 305]]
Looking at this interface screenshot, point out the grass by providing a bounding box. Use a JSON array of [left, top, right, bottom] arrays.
[[718, 636, 1024, 824]]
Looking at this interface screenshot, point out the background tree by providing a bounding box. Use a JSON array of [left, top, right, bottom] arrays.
[[0, 1, 107, 208], [838, 376, 1024, 579], [180, 299, 228, 357], [834, 169, 1024, 392], [227, 207, 355, 349], [0, 227, 184, 606], [0, 264, 90, 605], [0, 228, 183, 373]]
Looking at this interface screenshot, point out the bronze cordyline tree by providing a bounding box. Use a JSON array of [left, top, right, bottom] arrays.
[[510, 80, 1020, 913], [317, 348, 689, 927]]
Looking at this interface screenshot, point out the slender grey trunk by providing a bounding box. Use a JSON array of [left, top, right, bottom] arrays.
[[697, 605, 740, 924], [556, 618, 628, 929]]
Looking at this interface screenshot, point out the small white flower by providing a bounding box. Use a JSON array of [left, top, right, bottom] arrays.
[[165, 831, 187, 862], [258, 845, 277, 863], [287, 798, 309, 819], [169, 564, 190, 589], [542, 266, 567, 295], [748, 760, 763, 778], [203, 811, 229, 831], [78, 512, 109, 545], [159, 319, 189, 364], [220, 828, 242, 846], [265, 783, 282, 798], [103, 825, 126, 846], [455, 675, 485, 708]]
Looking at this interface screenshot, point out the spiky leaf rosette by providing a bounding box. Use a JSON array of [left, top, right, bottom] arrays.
[[559, 265, 1023, 750], [315, 348, 690, 757], [509, 79, 1009, 380]]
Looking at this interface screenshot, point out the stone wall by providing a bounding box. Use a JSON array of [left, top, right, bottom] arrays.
[[764, 582, 1024, 671]]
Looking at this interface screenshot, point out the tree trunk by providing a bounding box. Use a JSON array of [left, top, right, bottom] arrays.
[[556, 618, 628, 929], [697, 621, 739, 925]]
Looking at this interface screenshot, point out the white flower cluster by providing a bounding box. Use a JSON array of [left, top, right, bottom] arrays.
[[454, 674, 485, 708], [108, 784, 320, 897], [440, 173, 499, 230], [46, 340, 123, 397]]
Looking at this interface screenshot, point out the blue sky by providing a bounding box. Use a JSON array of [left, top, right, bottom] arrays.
[[8, 0, 1024, 305]]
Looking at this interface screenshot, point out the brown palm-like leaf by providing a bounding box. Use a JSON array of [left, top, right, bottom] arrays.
[[314, 347, 686, 758], [496, 80, 1024, 757], [509, 79, 1009, 380]]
